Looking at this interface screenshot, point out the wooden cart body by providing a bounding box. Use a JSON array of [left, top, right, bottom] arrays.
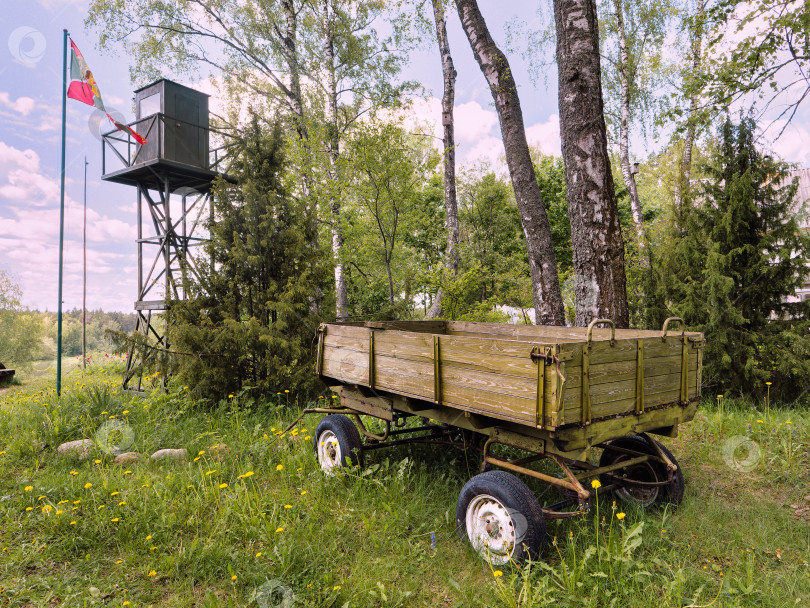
[[316, 319, 704, 455]]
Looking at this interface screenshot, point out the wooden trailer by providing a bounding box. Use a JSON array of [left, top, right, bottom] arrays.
[[305, 318, 704, 565]]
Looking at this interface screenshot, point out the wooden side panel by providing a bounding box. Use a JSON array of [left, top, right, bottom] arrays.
[[321, 325, 370, 386]]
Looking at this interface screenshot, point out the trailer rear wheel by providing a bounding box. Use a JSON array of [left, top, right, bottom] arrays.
[[313, 415, 363, 474], [456, 471, 546, 565], [599, 435, 684, 507]]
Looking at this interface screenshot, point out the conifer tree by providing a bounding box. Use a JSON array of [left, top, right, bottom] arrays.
[[170, 118, 330, 398], [659, 117, 810, 398]]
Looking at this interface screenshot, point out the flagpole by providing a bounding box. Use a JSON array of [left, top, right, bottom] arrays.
[[57, 29, 69, 396], [82, 156, 87, 372]]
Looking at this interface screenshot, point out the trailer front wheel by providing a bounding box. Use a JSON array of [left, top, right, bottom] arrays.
[[313, 415, 363, 474], [456, 471, 546, 565]]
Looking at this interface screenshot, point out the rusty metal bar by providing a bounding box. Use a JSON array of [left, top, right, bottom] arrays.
[[352, 414, 390, 441]]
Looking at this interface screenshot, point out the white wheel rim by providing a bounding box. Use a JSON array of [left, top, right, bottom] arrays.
[[317, 430, 341, 474], [465, 494, 518, 565]]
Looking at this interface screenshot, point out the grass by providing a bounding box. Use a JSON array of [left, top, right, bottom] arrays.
[[0, 363, 808, 607]]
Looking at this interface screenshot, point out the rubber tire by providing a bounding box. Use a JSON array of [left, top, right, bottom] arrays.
[[313, 414, 363, 470], [599, 435, 685, 506], [456, 470, 547, 564]]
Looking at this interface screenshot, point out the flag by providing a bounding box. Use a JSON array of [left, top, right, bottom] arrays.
[[67, 39, 146, 146]]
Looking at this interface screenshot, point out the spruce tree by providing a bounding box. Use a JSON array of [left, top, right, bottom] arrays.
[[661, 117, 810, 398], [170, 118, 330, 399]]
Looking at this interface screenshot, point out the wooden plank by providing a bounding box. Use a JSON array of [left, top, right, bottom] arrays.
[[561, 352, 699, 390], [562, 376, 700, 422], [374, 355, 434, 400], [446, 320, 695, 341], [322, 350, 369, 385], [324, 333, 370, 353], [374, 331, 433, 363], [440, 382, 536, 425], [565, 335, 702, 366], [441, 364, 537, 399], [439, 342, 539, 379], [323, 324, 373, 340], [363, 320, 448, 334]]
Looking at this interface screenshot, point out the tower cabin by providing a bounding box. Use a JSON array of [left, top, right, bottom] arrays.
[[101, 79, 217, 192]]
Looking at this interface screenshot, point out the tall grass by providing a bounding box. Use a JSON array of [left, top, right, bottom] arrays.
[[1, 366, 808, 607]]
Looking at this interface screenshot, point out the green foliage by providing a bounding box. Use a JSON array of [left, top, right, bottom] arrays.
[[705, 0, 810, 128], [0, 269, 45, 369], [169, 118, 330, 399], [653, 117, 810, 399]]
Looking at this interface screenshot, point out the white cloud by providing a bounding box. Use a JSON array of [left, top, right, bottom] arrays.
[[0, 92, 36, 116], [526, 114, 562, 157], [0, 141, 137, 311]]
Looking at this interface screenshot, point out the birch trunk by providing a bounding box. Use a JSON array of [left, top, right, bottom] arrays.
[[612, 0, 642, 230], [554, 0, 630, 328], [427, 0, 459, 319], [457, 0, 565, 326], [322, 0, 349, 320]]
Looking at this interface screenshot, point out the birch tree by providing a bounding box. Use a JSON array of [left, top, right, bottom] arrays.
[[554, 0, 630, 327], [456, 0, 566, 326], [426, 0, 460, 319]]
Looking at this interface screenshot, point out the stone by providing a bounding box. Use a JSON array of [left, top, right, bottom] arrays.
[[113, 452, 142, 465], [56, 439, 95, 460], [150, 448, 187, 462]]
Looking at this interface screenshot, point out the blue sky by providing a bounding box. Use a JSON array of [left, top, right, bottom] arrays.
[[1, 1, 808, 313]]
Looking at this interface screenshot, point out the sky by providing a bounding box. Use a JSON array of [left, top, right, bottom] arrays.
[[1, 0, 809, 313]]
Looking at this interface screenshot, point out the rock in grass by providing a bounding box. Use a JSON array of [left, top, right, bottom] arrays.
[[150, 448, 187, 462], [56, 439, 94, 460], [208, 443, 230, 461], [113, 452, 142, 465]]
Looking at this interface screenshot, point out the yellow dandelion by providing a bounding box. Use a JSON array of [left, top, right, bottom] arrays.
[[123, 410, 130, 415], [228, 394, 234, 399], [284, 504, 292, 509], [219, 483, 228, 489], [300, 490, 307, 496], [58, 500, 68, 505], [56, 510, 63, 515], [123, 602, 130, 606], [111, 491, 119, 496], [493, 570, 503, 578], [38, 495, 46, 500], [304, 436, 311, 440], [94, 459, 102, 464], [124, 470, 132, 475], [25, 507, 32, 511], [42, 505, 53, 513], [101, 411, 108, 415], [284, 390, 290, 393], [98, 505, 105, 510], [69, 471, 78, 476], [333, 585, 341, 590], [111, 517, 120, 522], [73, 500, 81, 504], [148, 570, 156, 577], [238, 471, 254, 479], [146, 535, 152, 540], [205, 470, 217, 476], [198, 450, 206, 456], [116, 560, 123, 564], [24, 485, 33, 492], [757, 419, 764, 423], [255, 552, 262, 557], [275, 527, 284, 533], [231, 574, 237, 581], [616, 512, 626, 520], [786, 421, 792, 424], [84, 483, 92, 489], [193, 456, 201, 462], [69, 520, 76, 525], [591, 479, 601, 490], [276, 464, 283, 471]]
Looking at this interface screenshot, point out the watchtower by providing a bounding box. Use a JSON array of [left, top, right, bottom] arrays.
[[102, 79, 224, 392]]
